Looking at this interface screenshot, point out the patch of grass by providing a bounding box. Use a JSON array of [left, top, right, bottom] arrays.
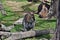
[[35, 14, 56, 30], [11, 24, 23, 32]]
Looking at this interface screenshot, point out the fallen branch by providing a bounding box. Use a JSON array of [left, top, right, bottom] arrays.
[[0, 30, 50, 40], [0, 2, 6, 15], [0, 31, 11, 37], [1, 24, 15, 31]]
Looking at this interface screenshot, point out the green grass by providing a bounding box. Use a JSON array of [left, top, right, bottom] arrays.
[[35, 14, 56, 30], [0, 0, 56, 40]]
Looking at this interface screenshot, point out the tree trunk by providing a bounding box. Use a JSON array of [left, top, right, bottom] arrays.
[[55, 0, 60, 40], [47, 0, 57, 19]]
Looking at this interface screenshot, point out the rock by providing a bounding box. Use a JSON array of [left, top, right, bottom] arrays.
[[14, 18, 23, 25]]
